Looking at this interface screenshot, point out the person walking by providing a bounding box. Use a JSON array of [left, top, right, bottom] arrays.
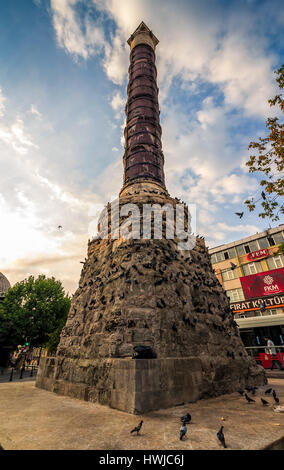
[[264, 337, 284, 370]]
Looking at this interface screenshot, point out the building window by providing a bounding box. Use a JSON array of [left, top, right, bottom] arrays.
[[267, 254, 284, 270], [268, 235, 276, 246], [243, 262, 262, 276], [258, 237, 269, 249], [210, 248, 236, 264], [216, 251, 224, 262], [273, 232, 284, 245], [227, 288, 245, 301], [221, 269, 239, 282], [236, 245, 246, 257]]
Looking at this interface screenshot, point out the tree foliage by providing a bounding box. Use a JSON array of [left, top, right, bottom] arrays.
[[0, 275, 71, 351], [245, 64, 284, 221]]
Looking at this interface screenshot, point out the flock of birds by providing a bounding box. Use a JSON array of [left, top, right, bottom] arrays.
[[129, 387, 282, 449], [239, 386, 280, 405]]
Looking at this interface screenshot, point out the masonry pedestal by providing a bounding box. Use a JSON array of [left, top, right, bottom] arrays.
[[36, 355, 265, 414]]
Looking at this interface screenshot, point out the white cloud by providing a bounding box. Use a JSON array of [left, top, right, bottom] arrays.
[[110, 91, 125, 119], [49, 0, 280, 118], [50, 0, 106, 60]]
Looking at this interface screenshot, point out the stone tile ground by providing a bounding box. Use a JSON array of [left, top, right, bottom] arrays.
[[0, 378, 283, 450]]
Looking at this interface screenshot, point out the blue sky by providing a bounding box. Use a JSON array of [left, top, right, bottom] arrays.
[[0, 0, 283, 293]]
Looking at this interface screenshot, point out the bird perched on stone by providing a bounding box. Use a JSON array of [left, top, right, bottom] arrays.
[[180, 413, 191, 424], [130, 420, 143, 435], [217, 426, 227, 448], [261, 398, 269, 406], [180, 421, 187, 440], [265, 388, 272, 394], [244, 393, 255, 403]]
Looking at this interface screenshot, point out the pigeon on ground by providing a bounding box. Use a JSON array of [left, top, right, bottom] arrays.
[[180, 413, 191, 424], [261, 398, 269, 406], [180, 421, 187, 440], [217, 426, 227, 448], [130, 420, 143, 435], [265, 388, 272, 395], [244, 393, 255, 403], [273, 394, 280, 404]]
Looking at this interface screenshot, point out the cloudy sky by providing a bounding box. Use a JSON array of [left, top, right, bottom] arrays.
[[0, 0, 283, 293]]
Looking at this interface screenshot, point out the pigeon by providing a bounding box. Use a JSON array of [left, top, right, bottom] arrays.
[[261, 191, 266, 200], [180, 421, 187, 440], [235, 212, 244, 218], [238, 390, 244, 396], [130, 420, 143, 435], [265, 388, 272, 395], [273, 394, 280, 405], [180, 413, 191, 424], [261, 398, 269, 406], [217, 426, 227, 448], [244, 393, 255, 403]]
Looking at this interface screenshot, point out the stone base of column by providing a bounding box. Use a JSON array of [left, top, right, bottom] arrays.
[[35, 355, 265, 414]]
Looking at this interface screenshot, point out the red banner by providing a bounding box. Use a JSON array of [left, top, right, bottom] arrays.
[[247, 248, 269, 261], [240, 268, 284, 299]]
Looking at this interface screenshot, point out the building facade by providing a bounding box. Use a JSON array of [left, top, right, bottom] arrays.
[[209, 224, 284, 348]]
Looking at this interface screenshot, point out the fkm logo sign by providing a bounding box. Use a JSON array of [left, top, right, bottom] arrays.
[[263, 275, 280, 293], [247, 248, 269, 261]]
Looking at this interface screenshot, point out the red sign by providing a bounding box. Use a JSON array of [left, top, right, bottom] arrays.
[[240, 268, 284, 299], [247, 248, 269, 261]]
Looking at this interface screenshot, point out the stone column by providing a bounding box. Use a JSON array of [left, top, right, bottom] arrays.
[[122, 22, 166, 190]]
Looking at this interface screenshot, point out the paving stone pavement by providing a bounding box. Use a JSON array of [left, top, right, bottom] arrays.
[[0, 378, 283, 450]]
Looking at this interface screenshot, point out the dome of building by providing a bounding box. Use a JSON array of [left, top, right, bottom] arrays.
[[0, 272, 11, 296]]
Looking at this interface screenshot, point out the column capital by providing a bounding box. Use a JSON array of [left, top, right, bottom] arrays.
[[127, 21, 159, 51]]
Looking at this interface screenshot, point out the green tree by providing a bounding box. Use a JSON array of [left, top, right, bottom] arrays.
[[274, 242, 284, 256], [245, 64, 284, 221], [0, 275, 71, 352]]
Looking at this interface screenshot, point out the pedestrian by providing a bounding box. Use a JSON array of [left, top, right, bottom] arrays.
[[264, 337, 284, 370]]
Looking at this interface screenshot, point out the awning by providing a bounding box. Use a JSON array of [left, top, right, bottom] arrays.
[[236, 314, 284, 329]]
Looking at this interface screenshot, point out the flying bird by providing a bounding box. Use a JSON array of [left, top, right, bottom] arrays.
[[217, 426, 227, 448], [235, 212, 244, 218], [261, 191, 266, 200], [244, 393, 255, 403], [57, 225, 62, 229], [130, 420, 143, 435], [180, 421, 187, 440], [261, 398, 269, 406]]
